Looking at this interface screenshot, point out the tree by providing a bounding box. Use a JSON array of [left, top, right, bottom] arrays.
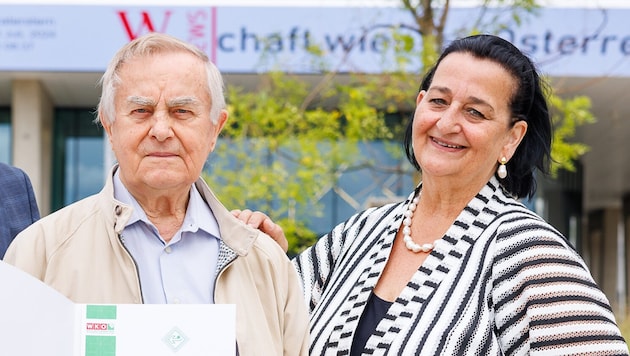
[[205, 71, 405, 256], [203, 0, 595, 255]]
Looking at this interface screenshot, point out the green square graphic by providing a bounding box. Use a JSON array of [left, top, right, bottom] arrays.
[[87, 305, 117, 320], [85, 335, 116, 356]]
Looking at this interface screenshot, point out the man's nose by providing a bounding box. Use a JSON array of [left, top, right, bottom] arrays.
[[149, 111, 174, 141]]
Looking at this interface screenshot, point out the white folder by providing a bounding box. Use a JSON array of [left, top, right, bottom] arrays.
[[0, 260, 235, 356]]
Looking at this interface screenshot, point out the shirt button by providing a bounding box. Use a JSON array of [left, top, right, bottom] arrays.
[[165, 246, 172, 253], [173, 298, 181, 304]]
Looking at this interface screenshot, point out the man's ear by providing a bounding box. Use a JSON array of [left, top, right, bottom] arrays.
[[99, 110, 114, 144], [209, 109, 229, 152]]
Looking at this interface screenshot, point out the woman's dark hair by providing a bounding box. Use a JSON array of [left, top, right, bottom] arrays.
[[403, 34, 552, 199]]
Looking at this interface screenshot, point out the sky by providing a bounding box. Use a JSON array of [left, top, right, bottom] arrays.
[[0, 0, 628, 7]]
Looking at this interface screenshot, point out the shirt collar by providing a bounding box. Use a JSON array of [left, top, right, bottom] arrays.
[[112, 170, 220, 239]]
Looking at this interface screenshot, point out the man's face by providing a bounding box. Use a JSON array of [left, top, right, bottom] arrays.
[[102, 51, 227, 197]]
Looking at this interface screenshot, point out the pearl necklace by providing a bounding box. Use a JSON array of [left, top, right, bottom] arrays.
[[401, 193, 434, 253]]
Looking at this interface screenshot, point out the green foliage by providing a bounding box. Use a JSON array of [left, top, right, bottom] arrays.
[[204, 71, 399, 245], [472, 0, 540, 33], [620, 314, 630, 347], [280, 218, 319, 257], [547, 92, 595, 176], [204, 0, 596, 253]]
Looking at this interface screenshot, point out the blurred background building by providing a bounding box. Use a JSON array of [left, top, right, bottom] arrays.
[[1, 0, 629, 315]]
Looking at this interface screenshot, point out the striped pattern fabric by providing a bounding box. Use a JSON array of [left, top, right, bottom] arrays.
[[294, 177, 628, 355]]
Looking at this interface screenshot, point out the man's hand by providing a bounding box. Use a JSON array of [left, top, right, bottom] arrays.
[[231, 209, 288, 253]]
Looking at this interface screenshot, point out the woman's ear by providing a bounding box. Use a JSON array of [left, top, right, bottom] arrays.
[[416, 90, 426, 105], [504, 120, 528, 159]]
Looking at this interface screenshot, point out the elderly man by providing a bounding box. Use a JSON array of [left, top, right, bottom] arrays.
[[5, 32, 308, 355], [0, 162, 40, 259]]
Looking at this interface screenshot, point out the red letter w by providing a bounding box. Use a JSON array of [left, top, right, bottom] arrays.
[[117, 11, 173, 40]]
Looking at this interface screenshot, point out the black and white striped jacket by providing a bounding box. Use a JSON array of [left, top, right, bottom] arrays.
[[294, 177, 628, 355]]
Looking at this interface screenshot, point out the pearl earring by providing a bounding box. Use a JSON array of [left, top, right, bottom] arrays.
[[497, 157, 507, 179]]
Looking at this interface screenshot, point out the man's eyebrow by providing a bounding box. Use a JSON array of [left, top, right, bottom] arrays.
[[126, 96, 155, 106], [167, 97, 200, 107]]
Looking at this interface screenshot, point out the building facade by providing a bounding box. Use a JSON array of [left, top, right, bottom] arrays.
[[1, 3, 629, 315]]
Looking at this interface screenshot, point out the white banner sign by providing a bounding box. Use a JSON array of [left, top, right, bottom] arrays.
[[1, 5, 629, 77]]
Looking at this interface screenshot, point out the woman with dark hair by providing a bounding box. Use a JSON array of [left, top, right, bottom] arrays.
[[237, 34, 628, 355], [405, 34, 551, 201]]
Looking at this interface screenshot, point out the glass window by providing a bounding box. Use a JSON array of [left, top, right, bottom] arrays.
[[52, 109, 104, 212], [206, 138, 415, 237]]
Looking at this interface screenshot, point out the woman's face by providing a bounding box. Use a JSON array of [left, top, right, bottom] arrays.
[[412, 52, 527, 186]]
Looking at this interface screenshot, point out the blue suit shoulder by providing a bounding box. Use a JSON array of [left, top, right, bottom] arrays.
[[0, 163, 40, 258]]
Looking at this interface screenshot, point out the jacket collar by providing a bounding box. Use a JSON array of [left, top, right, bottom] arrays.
[[99, 164, 258, 256]]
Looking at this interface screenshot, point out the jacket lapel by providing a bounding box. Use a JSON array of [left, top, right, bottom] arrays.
[[362, 179, 503, 354]]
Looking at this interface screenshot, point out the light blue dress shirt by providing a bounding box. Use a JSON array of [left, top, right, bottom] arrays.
[[113, 171, 220, 304]]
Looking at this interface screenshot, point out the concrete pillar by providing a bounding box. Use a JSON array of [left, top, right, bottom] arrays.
[[11, 79, 53, 217], [586, 207, 623, 314]]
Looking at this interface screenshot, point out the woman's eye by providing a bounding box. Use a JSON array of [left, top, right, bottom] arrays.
[[467, 108, 486, 119]]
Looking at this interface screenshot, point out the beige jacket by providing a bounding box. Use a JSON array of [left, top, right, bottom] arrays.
[[5, 166, 309, 356]]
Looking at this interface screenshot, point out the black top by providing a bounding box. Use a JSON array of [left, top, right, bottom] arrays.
[[350, 292, 393, 355]]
